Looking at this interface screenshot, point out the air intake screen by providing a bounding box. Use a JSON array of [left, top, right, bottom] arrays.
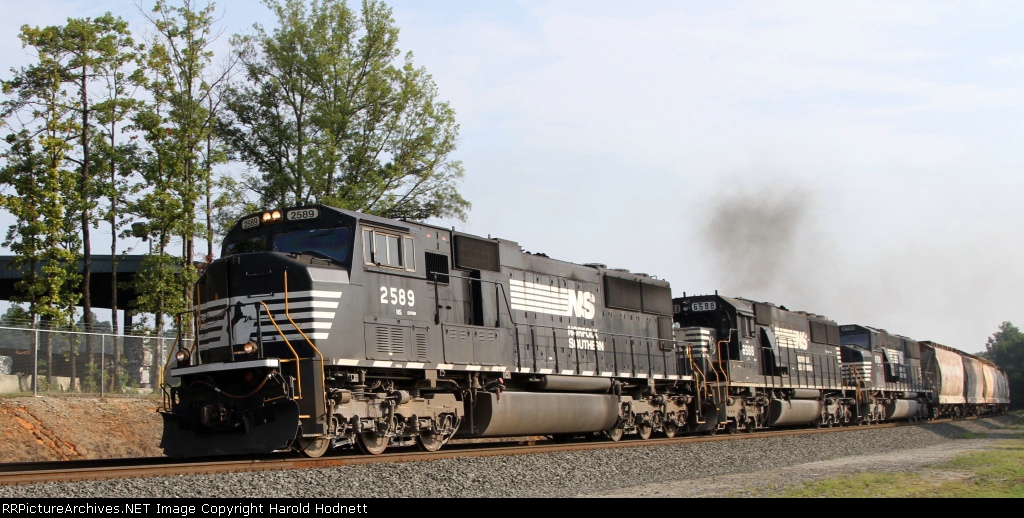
[[605, 276, 642, 311], [425, 252, 450, 284], [754, 303, 773, 326], [810, 321, 827, 344], [453, 235, 499, 272], [826, 324, 840, 346], [641, 283, 672, 316]]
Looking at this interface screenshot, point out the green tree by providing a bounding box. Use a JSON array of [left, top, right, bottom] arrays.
[[219, 0, 469, 223], [1, 26, 84, 386], [57, 15, 139, 378], [92, 22, 146, 389], [984, 321, 1024, 408], [141, 0, 212, 319], [137, 0, 234, 367], [0, 303, 33, 327]]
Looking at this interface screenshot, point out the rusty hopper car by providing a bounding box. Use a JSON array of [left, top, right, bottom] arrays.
[[671, 294, 852, 433], [972, 354, 1011, 415], [919, 341, 1010, 417], [160, 205, 696, 458], [919, 340, 967, 418]]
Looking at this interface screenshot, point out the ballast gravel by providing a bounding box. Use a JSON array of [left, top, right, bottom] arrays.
[[0, 414, 1018, 499]]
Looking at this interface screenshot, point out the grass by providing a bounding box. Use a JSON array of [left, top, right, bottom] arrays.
[[770, 437, 1024, 498]]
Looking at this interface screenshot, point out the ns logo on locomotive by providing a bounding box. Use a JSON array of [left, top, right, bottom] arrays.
[[159, 205, 1011, 458]]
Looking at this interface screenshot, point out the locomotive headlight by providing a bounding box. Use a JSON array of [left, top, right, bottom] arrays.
[[175, 349, 190, 363], [243, 341, 258, 354], [261, 210, 283, 224]]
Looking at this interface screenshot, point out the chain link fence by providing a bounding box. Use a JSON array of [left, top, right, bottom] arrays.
[[0, 324, 189, 396]]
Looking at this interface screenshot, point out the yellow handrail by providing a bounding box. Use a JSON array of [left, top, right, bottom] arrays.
[[260, 301, 303, 401], [282, 270, 327, 412]]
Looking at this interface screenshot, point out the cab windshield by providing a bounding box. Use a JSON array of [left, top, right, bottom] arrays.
[[273, 227, 350, 263], [223, 227, 351, 264], [841, 333, 871, 350]]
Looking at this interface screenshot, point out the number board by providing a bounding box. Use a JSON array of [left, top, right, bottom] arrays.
[[691, 301, 716, 312], [287, 208, 319, 221], [241, 216, 260, 230]]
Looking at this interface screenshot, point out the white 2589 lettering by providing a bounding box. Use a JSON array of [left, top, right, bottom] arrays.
[[380, 286, 415, 306]]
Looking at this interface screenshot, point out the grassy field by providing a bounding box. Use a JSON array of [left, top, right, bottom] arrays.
[[770, 416, 1024, 498]]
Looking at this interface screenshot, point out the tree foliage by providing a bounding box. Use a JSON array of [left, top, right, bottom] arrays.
[[219, 0, 468, 222], [0, 25, 83, 329], [984, 321, 1024, 408]]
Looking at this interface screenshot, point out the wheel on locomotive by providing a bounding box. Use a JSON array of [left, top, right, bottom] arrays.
[[417, 430, 447, 452], [604, 427, 624, 442], [298, 436, 331, 458]]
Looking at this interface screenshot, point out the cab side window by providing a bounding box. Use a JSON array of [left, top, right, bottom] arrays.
[[363, 227, 415, 271]]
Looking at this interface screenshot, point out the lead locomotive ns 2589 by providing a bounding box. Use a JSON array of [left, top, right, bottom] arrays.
[[158, 205, 1010, 458]]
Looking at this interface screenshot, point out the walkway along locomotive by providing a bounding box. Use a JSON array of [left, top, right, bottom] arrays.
[[159, 205, 1011, 458]]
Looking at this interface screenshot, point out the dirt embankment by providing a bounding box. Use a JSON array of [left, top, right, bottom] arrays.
[[0, 396, 164, 463]]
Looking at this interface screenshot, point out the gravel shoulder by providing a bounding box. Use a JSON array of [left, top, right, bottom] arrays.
[[586, 413, 1023, 498], [585, 434, 1001, 497]]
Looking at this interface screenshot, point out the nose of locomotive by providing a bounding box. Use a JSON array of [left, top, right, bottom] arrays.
[[197, 253, 317, 355]]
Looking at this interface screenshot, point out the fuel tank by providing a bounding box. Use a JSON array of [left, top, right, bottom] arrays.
[[461, 392, 619, 437], [531, 375, 613, 392], [885, 399, 921, 421], [767, 398, 823, 427]]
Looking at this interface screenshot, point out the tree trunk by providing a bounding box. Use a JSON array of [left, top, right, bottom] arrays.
[[80, 64, 95, 371]]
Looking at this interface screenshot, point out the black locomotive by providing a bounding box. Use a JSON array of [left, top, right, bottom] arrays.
[[161, 205, 696, 457], [159, 205, 1011, 458]]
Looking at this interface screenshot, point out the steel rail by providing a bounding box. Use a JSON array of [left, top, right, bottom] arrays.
[[0, 417, 971, 486]]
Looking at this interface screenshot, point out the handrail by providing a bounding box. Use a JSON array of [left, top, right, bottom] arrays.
[[713, 336, 730, 424], [442, 274, 523, 371], [259, 301, 303, 401], [196, 286, 205, 361], [443, 274, 680, 373], [283, 270, 326, 411], [159, 312, 196, 387], [685, 343, 708, 424]]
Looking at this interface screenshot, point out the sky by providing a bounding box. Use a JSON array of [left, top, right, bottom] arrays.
[[2, 0, 1024, 354]]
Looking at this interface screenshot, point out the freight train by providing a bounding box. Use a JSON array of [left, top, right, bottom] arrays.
[[158, 205, 1011, 458]]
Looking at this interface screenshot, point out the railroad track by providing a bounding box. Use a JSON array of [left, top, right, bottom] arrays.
[[0, 418, 959, 486]]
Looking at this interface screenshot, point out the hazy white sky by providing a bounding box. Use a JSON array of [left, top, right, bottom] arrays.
[[3, 0, 1024, 354]]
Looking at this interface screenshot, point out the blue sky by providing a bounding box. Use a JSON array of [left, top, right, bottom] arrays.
[[3, 0, 1024, 354]]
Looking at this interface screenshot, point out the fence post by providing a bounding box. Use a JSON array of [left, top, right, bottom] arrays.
[[33, 317, 39, 397], [100, 334, 105, 398]]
